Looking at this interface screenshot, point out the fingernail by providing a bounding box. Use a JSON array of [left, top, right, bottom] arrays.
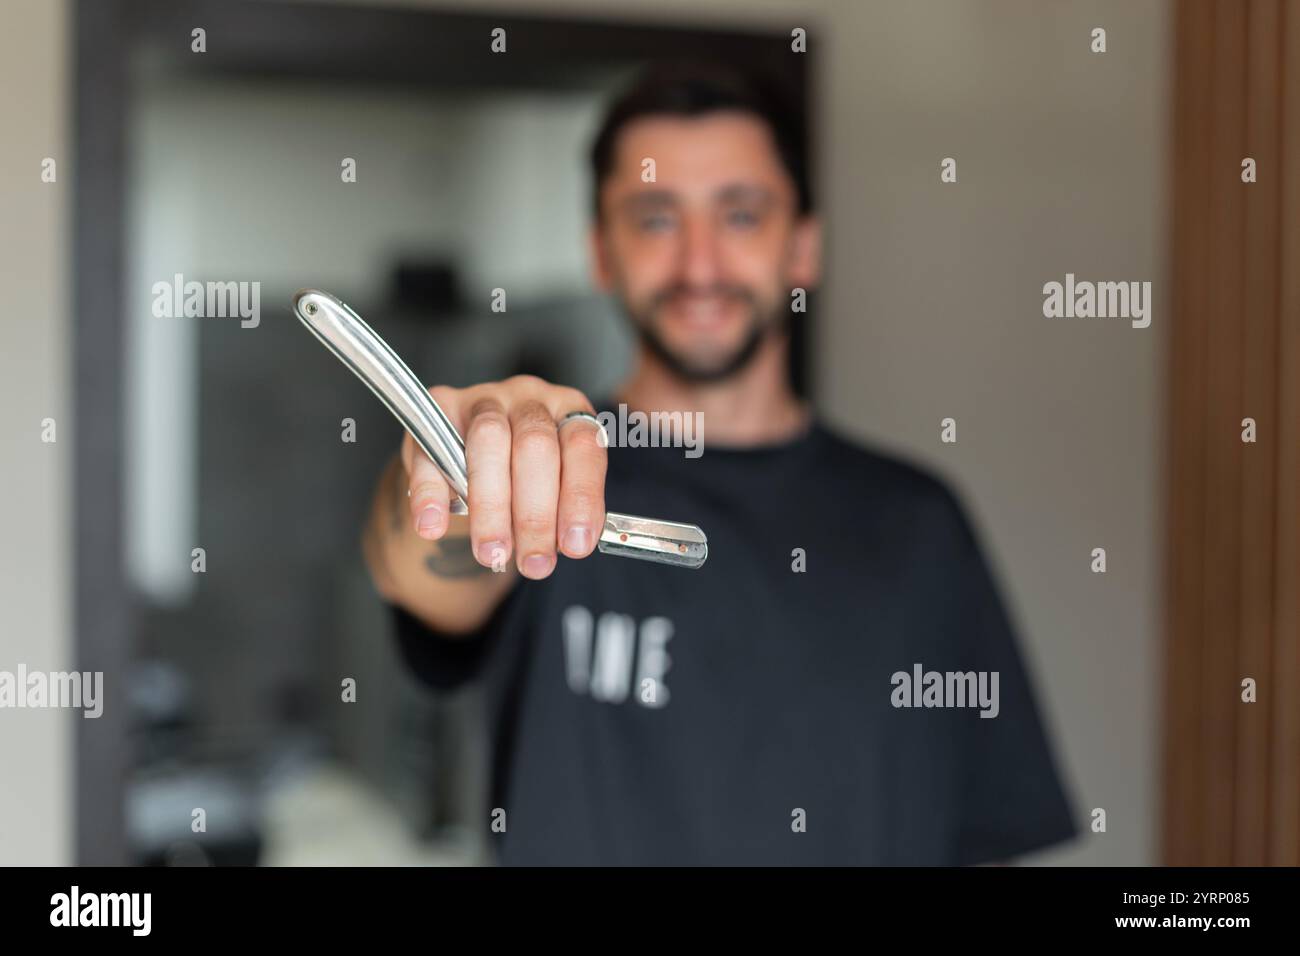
[[416, 505, 443, 536], [477, 540, 508, 566], [563, 526, 591, 555], [522, 553, 554, 578]]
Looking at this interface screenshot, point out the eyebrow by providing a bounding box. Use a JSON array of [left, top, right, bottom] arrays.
[[716, 184, 777, 206], [618, 183, 778, 214], [618, 191, 677, 215]]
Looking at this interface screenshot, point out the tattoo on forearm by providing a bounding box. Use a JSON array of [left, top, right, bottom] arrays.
[[425, 536, 491, 578]]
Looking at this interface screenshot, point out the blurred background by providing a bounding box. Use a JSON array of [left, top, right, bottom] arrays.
[[2, 0, 1296, 867]]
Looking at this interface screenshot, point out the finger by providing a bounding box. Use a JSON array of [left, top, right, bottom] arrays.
[[556, 407, 607, 559], [509, 400, 561, 579], [405, 385, 466, 541], [463, 393, 514, 570], [407, 437, 450, 540]]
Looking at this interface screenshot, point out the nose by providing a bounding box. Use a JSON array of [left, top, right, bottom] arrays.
[[676, 212, 721, 288]]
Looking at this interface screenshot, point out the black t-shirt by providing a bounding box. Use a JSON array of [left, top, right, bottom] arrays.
[[391, 413, 1078, 865]]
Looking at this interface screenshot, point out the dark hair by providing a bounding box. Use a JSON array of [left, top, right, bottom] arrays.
[[589, 61, 811, 219]]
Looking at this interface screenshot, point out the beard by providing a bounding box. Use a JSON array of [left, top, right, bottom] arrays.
[[621, 282, 784, 384]]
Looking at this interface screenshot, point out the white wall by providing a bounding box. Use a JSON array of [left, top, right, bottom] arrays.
[[0, 0, 72, 866], [816, 0, 1169, 864], [127, 76, 603, 305]]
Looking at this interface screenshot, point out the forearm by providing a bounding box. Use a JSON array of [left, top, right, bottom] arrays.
[[362, 453, 518, 635]]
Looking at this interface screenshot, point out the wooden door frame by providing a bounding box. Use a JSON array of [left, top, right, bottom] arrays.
[[1162, 0, 1299, 866]]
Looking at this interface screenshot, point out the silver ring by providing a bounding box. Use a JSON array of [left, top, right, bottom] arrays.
[[557, 410, 609, 446]]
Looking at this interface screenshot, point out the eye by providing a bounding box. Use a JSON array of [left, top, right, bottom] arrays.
[[637, 213, 676, 233], [724, 207, 761, 229]]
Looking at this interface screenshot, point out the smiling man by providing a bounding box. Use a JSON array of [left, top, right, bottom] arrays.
[[361, 62, 1078, 865]]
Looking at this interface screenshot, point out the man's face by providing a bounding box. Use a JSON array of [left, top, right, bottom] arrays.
[[591, 111, 820, 382]]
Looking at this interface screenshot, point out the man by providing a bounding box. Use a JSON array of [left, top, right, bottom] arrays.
[[362, 63, 1077, 865]]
